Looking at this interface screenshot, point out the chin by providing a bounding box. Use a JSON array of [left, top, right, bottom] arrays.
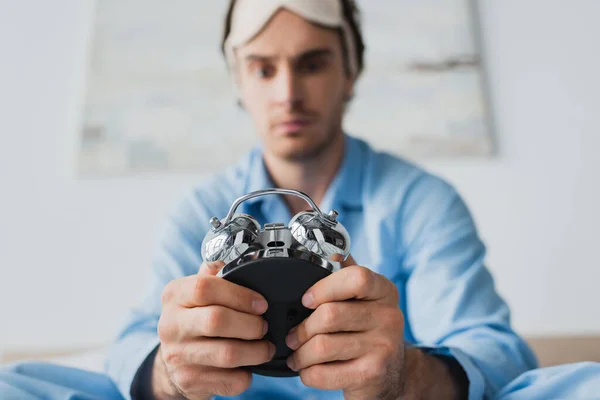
[[267, 135, 327, 161], [260, 123, 341, 161]]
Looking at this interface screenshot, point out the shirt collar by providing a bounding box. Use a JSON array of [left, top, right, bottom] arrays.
[[243, 134, 365, 212]]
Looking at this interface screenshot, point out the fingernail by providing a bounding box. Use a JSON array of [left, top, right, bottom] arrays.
[[286, 329, 299, 350], [268, 342, 277, 359], [262, 320, 269, 336], [302, 292, 314, 308], [287, 356, 297, 371], [253, 299, 268, 314]]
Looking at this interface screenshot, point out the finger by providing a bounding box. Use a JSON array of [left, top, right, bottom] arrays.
[[301, 265, 396, 309], [298, 355, 380, 391], [286, 301, 377, 350], [167, 274, 268, 315], [341, 254, 357, 268], [168, 365, 253, 398], [165, 338, 276, 369], [180, 305, 268, 340], [287, 332, 367, 372], [198, 260, 225, 276]]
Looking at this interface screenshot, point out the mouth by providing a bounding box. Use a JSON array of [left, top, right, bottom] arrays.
[[274, 118, 313, 136]]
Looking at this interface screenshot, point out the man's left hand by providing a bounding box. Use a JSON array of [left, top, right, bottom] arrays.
[[286, 256, 407, 400]]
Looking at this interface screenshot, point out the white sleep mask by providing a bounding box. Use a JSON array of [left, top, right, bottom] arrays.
[[224, 0, 359, 78]]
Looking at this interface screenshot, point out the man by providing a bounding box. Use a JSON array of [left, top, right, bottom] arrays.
[[106, 1, 537, 399], [0, 1, 540, 399]]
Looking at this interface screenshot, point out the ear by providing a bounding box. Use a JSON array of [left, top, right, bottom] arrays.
[[343, 75, 356, 102], [232, 65, 246, 109]]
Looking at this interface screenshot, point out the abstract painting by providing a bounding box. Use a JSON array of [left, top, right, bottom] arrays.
[[78, 0, 492, 176]]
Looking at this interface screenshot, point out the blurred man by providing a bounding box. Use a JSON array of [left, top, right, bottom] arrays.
[[0, 1, 542, 400], [105, 1, 537, 399]]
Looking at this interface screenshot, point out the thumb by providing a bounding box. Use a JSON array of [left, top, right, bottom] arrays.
[[198, 260, 225, 276]]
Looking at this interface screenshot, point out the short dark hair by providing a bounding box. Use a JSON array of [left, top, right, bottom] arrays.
[[221, 0, 366, 77]]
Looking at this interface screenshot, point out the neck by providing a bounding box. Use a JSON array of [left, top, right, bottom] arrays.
[[263, 133, 345, 215]]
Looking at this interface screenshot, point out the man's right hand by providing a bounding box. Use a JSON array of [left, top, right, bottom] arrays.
[[151, 260, 275, 399]]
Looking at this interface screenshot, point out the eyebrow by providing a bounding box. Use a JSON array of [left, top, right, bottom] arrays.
[[244, 48, 334, 63]]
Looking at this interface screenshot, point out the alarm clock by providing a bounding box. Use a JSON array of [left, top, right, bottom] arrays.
[[201, 188, 351, 377]]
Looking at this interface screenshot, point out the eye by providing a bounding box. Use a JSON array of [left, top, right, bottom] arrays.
[[299, 57, 327, 74], [255, 64, 275, 79]]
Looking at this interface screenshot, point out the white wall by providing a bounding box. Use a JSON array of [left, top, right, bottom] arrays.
[[1, 0, 599, 352]]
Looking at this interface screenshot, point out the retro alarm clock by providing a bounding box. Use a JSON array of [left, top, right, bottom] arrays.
[[201, 188, 351, 377]]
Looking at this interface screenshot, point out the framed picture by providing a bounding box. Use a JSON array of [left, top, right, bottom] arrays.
[[78, 0, 493, 176]]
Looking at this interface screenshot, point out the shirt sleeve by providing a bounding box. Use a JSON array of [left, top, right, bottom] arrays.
[[399, 175, 538, 399], [494, 362, 600, 399], [104, 191, 209, 399]]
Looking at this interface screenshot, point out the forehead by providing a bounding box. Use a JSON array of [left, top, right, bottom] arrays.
[[236, 9, 341, 58]]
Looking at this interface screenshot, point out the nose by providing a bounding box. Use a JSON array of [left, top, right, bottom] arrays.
[[272, 63, 302, 108]]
